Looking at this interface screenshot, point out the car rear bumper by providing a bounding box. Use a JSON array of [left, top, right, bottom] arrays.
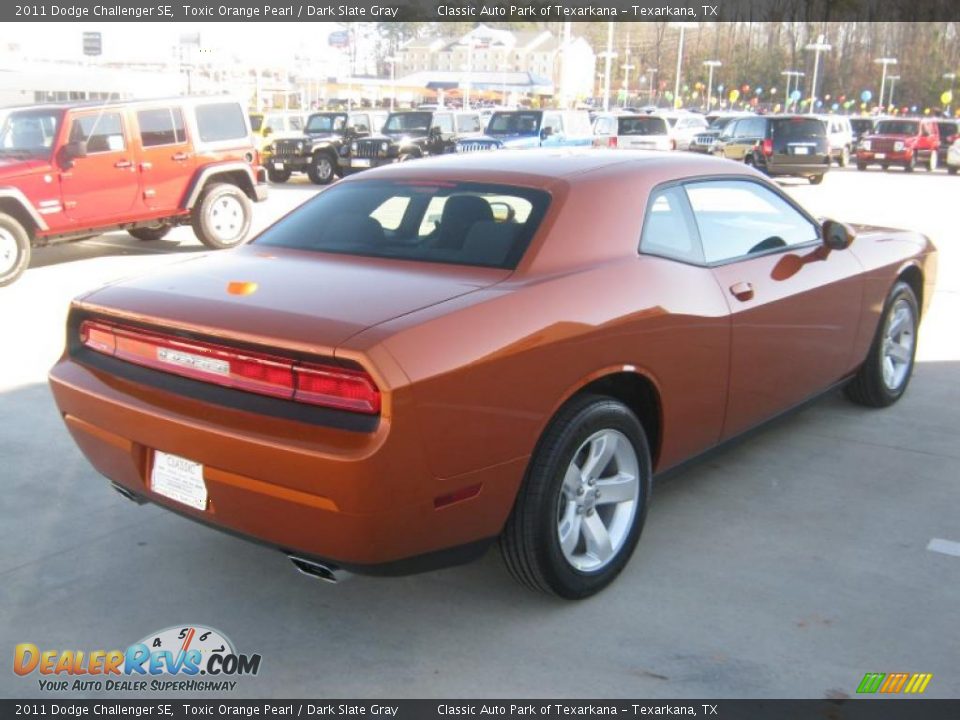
[[763, 160, 830, 176], [48, 356, 522, 574]]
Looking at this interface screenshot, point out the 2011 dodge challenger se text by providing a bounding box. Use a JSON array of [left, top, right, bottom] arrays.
[[49, 150, 936, 598]]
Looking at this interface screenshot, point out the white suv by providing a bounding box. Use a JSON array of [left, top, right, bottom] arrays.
[[818, 115, 854, 167]]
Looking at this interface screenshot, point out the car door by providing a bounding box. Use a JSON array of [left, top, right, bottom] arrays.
[[724, 117, 764, 161], [431, 113, 455, 153], [133, 105, 196, 212], [60, 110, 140, 224], [685, 178, 863, 439], [540, 112, 565, 146]]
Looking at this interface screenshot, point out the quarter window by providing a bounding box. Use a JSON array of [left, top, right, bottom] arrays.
[[195, 102, 248, 143], [639, 187, 704, 264], [70, 113, 125, 153], [137, 107, 186, 147], [685, 180, 819, 263], [434, 114, 454, 133], [457, 114, 482, 133]]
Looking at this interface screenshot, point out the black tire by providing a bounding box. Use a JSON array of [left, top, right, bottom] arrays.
[[306, 152, 336, 185], [904, 154, 915, 172], [839, 147, 850, 167], [190, 183, 252, 250], [949, 166, 958, 175], [882, 164, 890, 171], [398, 152, 419, 163], [128, 225, 171, 242], [857, 161, 868, 171], [845, 281, 919, 408], [809, 174, 825, 185], [744, 155, 755, 167], [500, 393, 652, 599], [267, 166, 291, 183], [0, 212, 31, 287]]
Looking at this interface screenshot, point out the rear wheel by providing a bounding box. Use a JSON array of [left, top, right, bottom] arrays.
[[882, 164, 890, 171], [857, 160, 868, 171], [949, 166, 958, 175], [809, 174, 825, 185], [904, 153, 915, 172], [191, 183, 252, 250], [128, 224, 171, 242], [845, 282, 919, 408], [267, 166, 291, 183], [500, 394, 652, 599], [306, 152, 335, 185], [0, 213, 31, 287]]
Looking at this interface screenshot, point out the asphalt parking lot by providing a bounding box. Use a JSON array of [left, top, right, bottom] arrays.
[[1, 166, 958, 699]]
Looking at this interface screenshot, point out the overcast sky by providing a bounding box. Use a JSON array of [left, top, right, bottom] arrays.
[[10, 22, 347, 65]]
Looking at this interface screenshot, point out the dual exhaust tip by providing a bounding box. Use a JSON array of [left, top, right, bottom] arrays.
[[111, 483, 350, 584]]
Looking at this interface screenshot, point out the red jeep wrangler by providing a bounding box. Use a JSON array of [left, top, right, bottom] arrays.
[[856, 117, 941, 172], [0, 97, 268, 286]]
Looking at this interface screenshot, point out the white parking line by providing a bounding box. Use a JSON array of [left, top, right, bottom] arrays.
[[927, 538, 960, 557]]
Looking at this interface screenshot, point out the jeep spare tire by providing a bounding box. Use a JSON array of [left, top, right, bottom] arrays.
[[307, 152, 335, 185], [191, 183, 253, 250], [0, 213, 31, 287]]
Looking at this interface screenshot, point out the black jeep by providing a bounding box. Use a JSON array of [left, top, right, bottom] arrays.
[[339, 110, 498, 173], [266, 110, 386, 185]]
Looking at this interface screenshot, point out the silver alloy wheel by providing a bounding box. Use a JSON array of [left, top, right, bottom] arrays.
[[315, 155, 333, 180], [881, 297, 916, 391], [556, 429, 640, 572], [0, 226, 19, 275], [207, 195, 244, 244]]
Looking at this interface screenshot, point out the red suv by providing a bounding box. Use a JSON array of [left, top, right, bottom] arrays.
[[0, 97, 268, 286], [856, 117, 941, 172]]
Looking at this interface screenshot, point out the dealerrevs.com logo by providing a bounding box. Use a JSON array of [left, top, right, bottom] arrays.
[[14, 625, 262, 692]]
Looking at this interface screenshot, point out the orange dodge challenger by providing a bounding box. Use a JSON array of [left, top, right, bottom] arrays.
[[49, 150, 936, 598]]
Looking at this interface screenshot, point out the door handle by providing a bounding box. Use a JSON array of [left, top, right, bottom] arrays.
[[729, 282, 755, 302], [171, 152, 190, 161], [140, 161, 152, 171], [114, 160, 133, 169]]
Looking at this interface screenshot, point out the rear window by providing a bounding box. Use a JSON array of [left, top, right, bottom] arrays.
[[875, 120, 919, 135], [618, 116, 669, 136], [256, 181, 551, 270], [771, 118, 825, 140], [195, 102, 248, 143], [249, 114, 263, 132], [487, 112, 542, 135]]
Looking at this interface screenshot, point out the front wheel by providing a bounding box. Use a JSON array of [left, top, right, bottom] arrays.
[[191, 183, 252, 250], [500, 394, 652, 599], [267, 166, 291, 183], [904, 153, 915, 172], [845, 281, 919, 408], [809, 174, 825, 185], [948, 166, 958, 175], [0, 212, 31, 287], [128, 224, 171, 242], [306, 153, 335, 185]]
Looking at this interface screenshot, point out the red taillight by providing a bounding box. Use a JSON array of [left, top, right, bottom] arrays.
[[78, 320, 380, 415], [607, 136, 618, 148], [761, 139, 773, 156]]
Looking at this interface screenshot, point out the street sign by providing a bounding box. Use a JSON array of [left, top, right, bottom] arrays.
[[82, 32, 101, 56]]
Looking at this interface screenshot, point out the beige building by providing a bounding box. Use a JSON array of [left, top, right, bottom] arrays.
[[396, 25, 597, 103]]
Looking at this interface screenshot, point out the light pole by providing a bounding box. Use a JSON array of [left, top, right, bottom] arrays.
[[781, 70, 804, 112], [805, 35, 831, 114], [621, 48, 635, 107], [703, 60, 721, 111], [887, 75, 900, 109], [875, 57, 897, 111], [671, 22, 698, 110], [463, 38, 477, 110], [602, 21, 615, 111], [385, 56, 397, 111], [647, 67, 657, 104]]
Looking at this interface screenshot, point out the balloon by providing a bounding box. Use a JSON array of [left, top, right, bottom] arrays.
[[860, 102, 867, 109], [717, 84, 724, 92], [675, 97, 682, 109], [771, 88, 777, 94], [691, 91, 699, 99], [774, 103, 782, 112], [860, 90, 872, 102], [816, 100, 823, 108], [790, 89, 802, 102], [741, 84, 750, 93], [755, 87, 763, 95], [824, 94, 831, 101], [729, 89, 740, 102], [839, 95, 846, 102], [924, 108, 931, 115], [941, 90, 953, 105], [665, 91, 674, 100], [832, 103, 839, 110], [911, 105, 918, 112], [750, 97, 758, 106]]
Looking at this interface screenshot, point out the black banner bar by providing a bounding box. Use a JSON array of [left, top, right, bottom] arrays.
[[3, 700, 960, 720], [4, 0, 960, 23]]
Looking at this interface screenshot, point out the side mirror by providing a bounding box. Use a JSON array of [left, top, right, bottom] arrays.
[[262, 126, 273, 137], [59, 141, 87, 164], [821, 219, 855, 251], [540, 126, 554, 139], [430, 126, 442, 137]]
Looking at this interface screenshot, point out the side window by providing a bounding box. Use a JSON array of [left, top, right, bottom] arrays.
[[195, 102, 248, 143], [370, 196, 409, 231], [639, 186, 704, 264], [70, 112, 125, 153], [137, 107, 186, 147], [351, 114, 370, 132], [289, 116, 304, 131], [434, 114, 454, 134], [542, 113, 561, 133], [737, 118, 765, 138], [457, 114, 480, 132], [685, 180, 819, 264], [595, 118, 613, 135], [719, 120, 738, 139]]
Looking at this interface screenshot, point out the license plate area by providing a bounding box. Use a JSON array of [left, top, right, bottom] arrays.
[[790, 146, 810, 155], [151, 451, 208, 511], [352, 158, 372, 168], [272, 161, 284, 170], [874, 152, 886, 159]]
